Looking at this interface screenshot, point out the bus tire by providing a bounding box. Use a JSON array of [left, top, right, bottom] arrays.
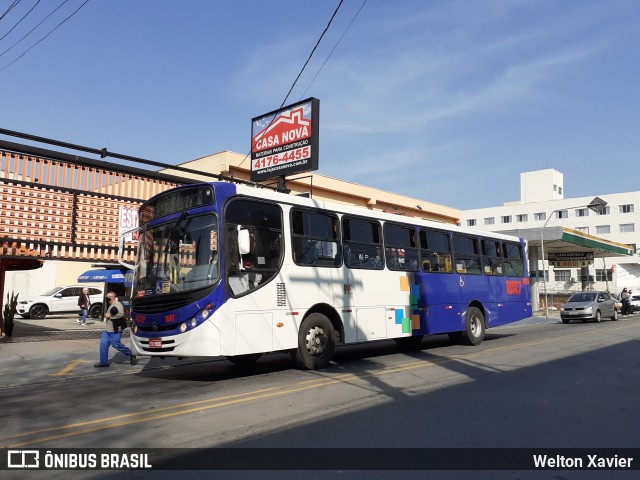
[[226, 353, 262, 366], [291, 313, 335, 370], [461, 306, 485, 346]]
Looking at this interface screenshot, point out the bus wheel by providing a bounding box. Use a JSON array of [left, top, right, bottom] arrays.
[[461, 306, 485, 346], [226, 353, 262, 366], [291, 313, 335, 369]]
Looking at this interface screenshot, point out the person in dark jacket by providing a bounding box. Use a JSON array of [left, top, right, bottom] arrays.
[[77, 288, 91, 326]]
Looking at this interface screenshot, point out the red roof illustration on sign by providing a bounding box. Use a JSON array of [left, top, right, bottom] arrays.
[[252, 107, 312, 152]]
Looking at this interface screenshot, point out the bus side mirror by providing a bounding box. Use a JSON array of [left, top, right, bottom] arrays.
[[238, 228, 251, 255]]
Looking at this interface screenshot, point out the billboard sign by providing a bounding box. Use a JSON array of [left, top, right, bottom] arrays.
[[119, 205, 140, 242], [250, 97, 319, 182], [548, 252, 593, 268]]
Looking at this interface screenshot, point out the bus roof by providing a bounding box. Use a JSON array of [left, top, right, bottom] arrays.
[[228, 182, 524, 243]]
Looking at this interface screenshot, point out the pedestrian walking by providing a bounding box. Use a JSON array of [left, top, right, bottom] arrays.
[[94, 292, 137, 368], [77, 288, 91, 326], [621, 288, 630, 317]]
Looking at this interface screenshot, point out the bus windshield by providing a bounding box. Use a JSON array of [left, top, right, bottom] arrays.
[[133, 213, 219, 297]]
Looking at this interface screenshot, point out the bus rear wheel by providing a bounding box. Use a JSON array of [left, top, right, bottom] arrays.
[[461, 306, 485, 346], [291, 313, 335, 370]]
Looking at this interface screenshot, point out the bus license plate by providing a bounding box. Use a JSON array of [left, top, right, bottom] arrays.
[[149, 338, 162, 348]]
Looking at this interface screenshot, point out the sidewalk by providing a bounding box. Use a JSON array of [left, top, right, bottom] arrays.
[[0, 314, 141, 387]]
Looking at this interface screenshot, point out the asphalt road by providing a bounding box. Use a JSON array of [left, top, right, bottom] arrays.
[[1, 314, 639, 480]]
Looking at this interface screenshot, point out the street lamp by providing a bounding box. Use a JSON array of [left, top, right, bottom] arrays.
[[540, 197, 608, 317]]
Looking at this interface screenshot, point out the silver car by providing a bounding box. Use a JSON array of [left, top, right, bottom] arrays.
[[560, 291, 618, 323]]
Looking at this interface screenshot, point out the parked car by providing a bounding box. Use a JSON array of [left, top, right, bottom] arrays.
[[560, 291, 618, 323], [610, 293, 622, 313], [630, 294, 640, 313], [17, 285, 103, 319]]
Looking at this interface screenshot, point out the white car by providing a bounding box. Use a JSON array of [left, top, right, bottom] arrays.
[[17, 285, 103, 319], [630, 294, 640, 313]]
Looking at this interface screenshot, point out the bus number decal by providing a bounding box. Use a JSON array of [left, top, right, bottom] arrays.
[[506, 280, 522, 295]]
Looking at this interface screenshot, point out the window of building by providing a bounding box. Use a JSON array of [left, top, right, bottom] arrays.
[[556, 210, 568, 219], [553, 185, 557, 192], [558, 187, 563, 195], [384, 223, 419, 272], [595, 225, 610, 235], [620, 204, 634, 214], [629, 243, 637, 253], [575, 226, 589, 234], [534, 212, 546, 221], [501, 215, 512, 224], [595, 205, 610, 215], [554, 269, 572, 282], [596, 269, 613, 282], [620, 223, 635, 233], [484, 217, 495, 225], [466, 219, 476, 227], [343, 217, 383, 270], [576, 208, 589, 217], [516, 214, 528, 222]]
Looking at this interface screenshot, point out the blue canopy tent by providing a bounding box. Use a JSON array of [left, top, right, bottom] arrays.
[[78, 269, 128, 283], [78, 265, 133, 320]]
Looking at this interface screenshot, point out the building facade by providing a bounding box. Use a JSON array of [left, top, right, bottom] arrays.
[[460, 168, 639, 303], [6, 151, 461, 299]]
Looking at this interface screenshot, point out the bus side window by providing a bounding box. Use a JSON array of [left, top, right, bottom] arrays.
[[225, 199, 283, 296], [342, 217, 383, 270], [291, 208, 341, 267], [420, 229, 453, 274]]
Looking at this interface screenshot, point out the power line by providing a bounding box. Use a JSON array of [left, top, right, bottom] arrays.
[[0, 0, 70, 59], [0, 0, 89, 72], [278, 0, 344, 110], [0, 0, 42, 43], [300, 0, 367, 100], [0, 1, 22, 22], [238, 0, 346, 169]]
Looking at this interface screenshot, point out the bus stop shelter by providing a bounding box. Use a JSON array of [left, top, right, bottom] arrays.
[[504, 226, 634, 311]]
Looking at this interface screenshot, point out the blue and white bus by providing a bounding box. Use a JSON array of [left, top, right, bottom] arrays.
[[124, 182, 532, 369]]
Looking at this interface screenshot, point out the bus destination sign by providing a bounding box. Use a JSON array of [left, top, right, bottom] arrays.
[[250, 97, 319, 182]]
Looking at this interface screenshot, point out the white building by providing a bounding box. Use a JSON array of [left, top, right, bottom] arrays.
[[460, 168, 638, 310]]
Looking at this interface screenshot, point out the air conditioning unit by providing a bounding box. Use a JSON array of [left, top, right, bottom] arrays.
[[570, 277, 576, 283]]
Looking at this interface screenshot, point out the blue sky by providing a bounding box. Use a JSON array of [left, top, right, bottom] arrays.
[[1, 0, 638, 210]]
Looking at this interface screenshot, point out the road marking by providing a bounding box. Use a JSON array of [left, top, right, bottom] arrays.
[[49, 359, 87, 376], [4, 321, 638, 447]]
